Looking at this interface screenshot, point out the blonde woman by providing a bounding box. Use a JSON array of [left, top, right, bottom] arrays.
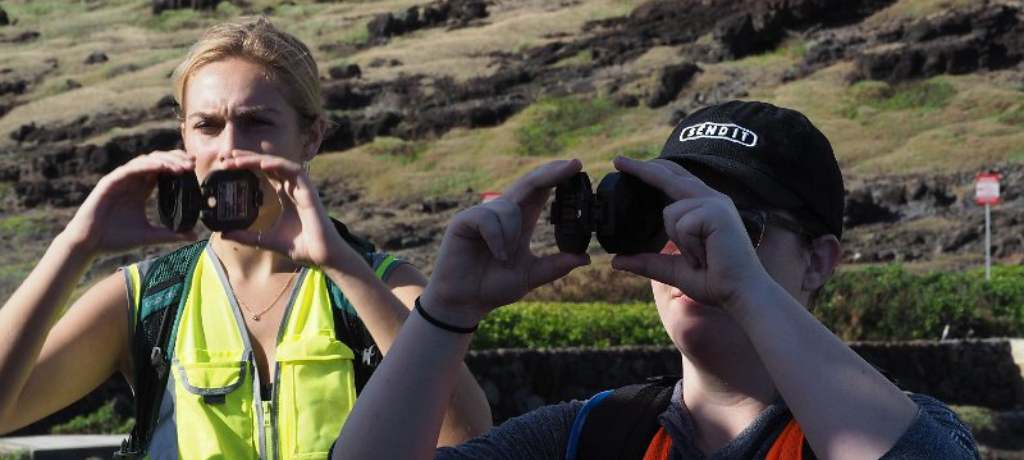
[[0, 17, 490, 459]]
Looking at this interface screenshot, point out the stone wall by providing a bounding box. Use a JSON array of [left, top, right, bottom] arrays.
[[465, 339, 1024, 423], [465, 346, 682, 423], [851, 339, 1024, 409], [11, 339, 1023, 433]]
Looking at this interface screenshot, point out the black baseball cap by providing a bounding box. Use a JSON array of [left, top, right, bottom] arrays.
[[657, 100, 844, 239]]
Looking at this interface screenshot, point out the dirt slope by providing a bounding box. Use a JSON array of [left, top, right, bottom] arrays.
[[0, 0, 1023, 295]]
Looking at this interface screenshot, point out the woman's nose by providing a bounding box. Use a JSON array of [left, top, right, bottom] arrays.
[[215, 125, 241, 162]]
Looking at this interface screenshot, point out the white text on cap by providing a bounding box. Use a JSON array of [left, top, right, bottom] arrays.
[[679, 122, 758, 148]]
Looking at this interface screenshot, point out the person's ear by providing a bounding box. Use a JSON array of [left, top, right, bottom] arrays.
[[302, 117, 327, 163], [802, 234, 840, 292]]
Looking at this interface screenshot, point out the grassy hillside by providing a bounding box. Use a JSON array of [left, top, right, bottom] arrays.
[[0, 0, 1021, 196], [1, 0, 1023, 299]]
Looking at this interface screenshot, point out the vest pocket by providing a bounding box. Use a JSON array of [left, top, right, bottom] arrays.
[[173, 349, 257, 460], [276, 334, 357, 460]]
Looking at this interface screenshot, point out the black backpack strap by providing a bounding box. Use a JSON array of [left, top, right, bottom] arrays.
[[573, 377, 678, 460], [328, 285, 382, 393], [332, 218, 376, 265], [118, 240, 207, 459], [324, 219, 390, 393], [802, 438, 816, 460]]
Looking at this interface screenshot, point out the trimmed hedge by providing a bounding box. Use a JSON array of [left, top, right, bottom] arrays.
[[472, 302, 669, 349], [816, 265, 1024, 341], [472, 265, 1024, 349]]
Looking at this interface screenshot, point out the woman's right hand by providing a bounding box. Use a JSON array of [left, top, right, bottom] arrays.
[[61, 150, 197, 256], [419, 160, 591, 328]]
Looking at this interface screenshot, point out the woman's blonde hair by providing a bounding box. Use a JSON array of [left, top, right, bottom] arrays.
[[172, 17, 323, 127]]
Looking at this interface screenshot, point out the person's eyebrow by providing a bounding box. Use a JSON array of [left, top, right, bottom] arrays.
[[235, 106, 280, 118], [187, 106, 281, 120]]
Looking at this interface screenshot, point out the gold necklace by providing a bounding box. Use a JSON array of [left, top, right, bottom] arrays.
[[214, 233, 300, 321], [229, 267, 300, 321]]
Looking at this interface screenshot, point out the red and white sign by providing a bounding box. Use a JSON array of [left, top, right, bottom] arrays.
[[481, 191, 502, 203], [976, 174, 1000, 205]]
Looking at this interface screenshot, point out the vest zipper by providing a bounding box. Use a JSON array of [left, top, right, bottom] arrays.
[[253, 360, 269, 460], [263, 400, 274, 459], [272, 364, 283, 460], [270, 268, 307, 460], [206, 246, 305, 460]]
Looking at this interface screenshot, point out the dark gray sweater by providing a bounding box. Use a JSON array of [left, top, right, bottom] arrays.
[[433, 385, 980, 460]]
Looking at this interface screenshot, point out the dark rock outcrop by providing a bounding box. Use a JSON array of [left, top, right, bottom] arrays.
[[712, 0, 897, 60], [367, 0, 488, 42], [322, 82, 374, 111], [856, 2, 1024, 82], [11, 102, 176, 145], [85, 51, 109, 65], [13, 127, 182, 207], [4, 0, 1024, 275], [9, 30, 39, 43], [613, 93, 639, 108], [647, 63, 700, 108], [844, 189, 900, 227], [0, 78, 28, 97], [778, 0, 1024, 83], [152, 0, 223, 15], [328, 63, 361, 80], [841, 163, 1024, 264], [319, 67, 534, 150]]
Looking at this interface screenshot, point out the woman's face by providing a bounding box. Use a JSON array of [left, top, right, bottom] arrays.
[[181, 57, 311, 183], [651, 173, 813, 356]]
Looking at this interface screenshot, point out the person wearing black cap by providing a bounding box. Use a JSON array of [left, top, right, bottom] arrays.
[[332, 101, 980, 460]]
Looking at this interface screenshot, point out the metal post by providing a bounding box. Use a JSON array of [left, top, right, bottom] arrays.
[[986, 203, 992, 281]]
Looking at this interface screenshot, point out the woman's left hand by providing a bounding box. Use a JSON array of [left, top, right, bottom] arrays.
[[218, 152, 350, 267]]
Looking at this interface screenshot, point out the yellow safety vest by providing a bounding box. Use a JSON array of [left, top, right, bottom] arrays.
[[125, 245, 390, 460]]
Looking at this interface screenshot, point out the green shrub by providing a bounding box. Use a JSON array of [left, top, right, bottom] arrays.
[[0, 211, 51, 244], [472, 302, 669, 349], [816, 265, 1024, 341], [998, 102, 1024, 126], [554, 50, 594, 68], [0, 450, 29, 460], [471, 265, 1024, 349], [843, 78, 957, 118], [424, 169, 493, 196], [145, 8, 204, 32], [524, 262, 652, 303], [516, 96, 618, 156], [6, 0, 82, 20], [951, 405, 995, 433], [875, 78, 956, 111], [338, 25, 370, 45], [606, 142, 661, 161], [366, 137, 426, 164], [50, 399, 133, 435]]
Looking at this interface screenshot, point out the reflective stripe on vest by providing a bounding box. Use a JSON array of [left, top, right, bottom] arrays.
[[127, 245, 359, 460], [641, 419, 806, 460]]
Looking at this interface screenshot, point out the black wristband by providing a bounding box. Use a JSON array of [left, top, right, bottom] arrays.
[[414, 296, 478, 334]]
